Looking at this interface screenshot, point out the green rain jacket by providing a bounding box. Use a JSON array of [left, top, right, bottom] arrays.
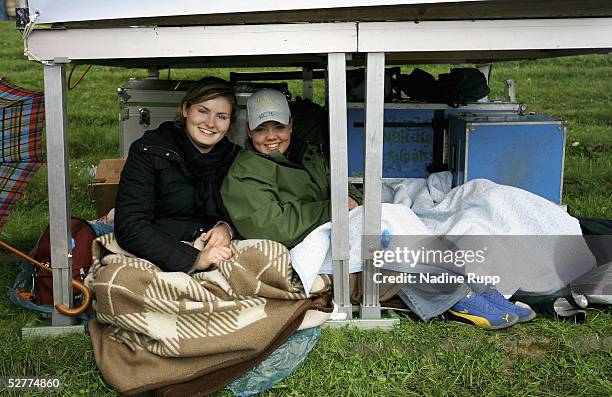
[[221, 139, 362, 248]]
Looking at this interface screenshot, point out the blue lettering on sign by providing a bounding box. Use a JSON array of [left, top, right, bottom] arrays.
[[347, 108, 435, 178]]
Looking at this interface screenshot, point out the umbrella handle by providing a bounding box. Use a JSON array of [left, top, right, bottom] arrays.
[[0, 239, 91, 317]]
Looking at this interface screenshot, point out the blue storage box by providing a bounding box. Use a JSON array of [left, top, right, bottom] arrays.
[[347, 103, 521, 179], [448, 113, 566, 203], [347, 105, 433, 178]]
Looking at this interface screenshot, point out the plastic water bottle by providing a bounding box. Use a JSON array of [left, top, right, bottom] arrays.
[[381, 229, 390, 248]]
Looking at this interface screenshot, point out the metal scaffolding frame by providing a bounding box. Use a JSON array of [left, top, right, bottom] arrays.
[[22, 2, 612, 332]]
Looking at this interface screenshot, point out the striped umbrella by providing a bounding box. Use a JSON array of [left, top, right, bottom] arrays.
[[0, 77, 45, 231]]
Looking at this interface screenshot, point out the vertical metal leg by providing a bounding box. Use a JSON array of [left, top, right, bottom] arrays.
[[361, 52, 385, 319], [302, 67, 313, 101], [504, 79, 517, 103], [43, 62, 75, 326], [327, 53, 351, 318]]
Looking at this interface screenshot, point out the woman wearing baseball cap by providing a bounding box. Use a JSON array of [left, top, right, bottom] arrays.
[[221, 88, 362, 249]]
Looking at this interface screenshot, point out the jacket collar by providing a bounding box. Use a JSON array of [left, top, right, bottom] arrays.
[[245, 140, 288, 162], [244, 138, 308, 169], [136, 121, 183, 162]]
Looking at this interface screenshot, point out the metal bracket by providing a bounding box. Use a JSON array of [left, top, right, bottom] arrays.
[[52, 57, 71, 65], [504, 79, 517, 102]]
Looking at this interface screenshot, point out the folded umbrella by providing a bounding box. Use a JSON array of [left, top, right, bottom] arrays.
[[0, 238, 91, 316]]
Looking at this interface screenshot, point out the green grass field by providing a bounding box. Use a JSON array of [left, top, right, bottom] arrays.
[[1, 21, 611, 397]]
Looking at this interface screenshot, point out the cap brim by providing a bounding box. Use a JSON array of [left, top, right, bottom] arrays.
[[248, 112, 291, 130]]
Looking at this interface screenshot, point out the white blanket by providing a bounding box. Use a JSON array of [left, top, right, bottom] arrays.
[[290, 172, 593, 295]]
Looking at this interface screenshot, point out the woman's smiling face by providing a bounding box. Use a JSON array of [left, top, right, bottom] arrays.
[[248, 120, 292, 155], [182, 96, 232, 153]]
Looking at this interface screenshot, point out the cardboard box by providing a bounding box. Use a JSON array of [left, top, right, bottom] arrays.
[[91, 159, 125, 217]]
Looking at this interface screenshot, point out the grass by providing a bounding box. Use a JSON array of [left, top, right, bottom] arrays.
[[1, 20, 612, 397]]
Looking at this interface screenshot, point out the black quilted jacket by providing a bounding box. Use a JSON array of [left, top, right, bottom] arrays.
[[114, 121, 237, 272]]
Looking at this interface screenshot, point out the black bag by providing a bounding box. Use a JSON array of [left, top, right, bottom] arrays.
[[396, 67, 490, 107], [345, 67, 401, 102], [396, 68, 438, 101], [513, 289, 588, 323], [436, 68, 490, 107], [289, 97, 330, 156]]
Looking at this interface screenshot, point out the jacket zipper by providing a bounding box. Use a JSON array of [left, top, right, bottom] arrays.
[[141, 145, 183, 162]]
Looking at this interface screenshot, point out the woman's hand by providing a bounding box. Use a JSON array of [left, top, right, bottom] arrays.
[[348, 196, 359, 211], [194, 246, 233, 271], [202, 223, 232, 249]]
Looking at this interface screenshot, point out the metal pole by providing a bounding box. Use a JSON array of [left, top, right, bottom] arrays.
[[327, 53, 352, 318], [360, 52, 385, 319], [43, 62, 75, 326], [504, 79, 517, 103], [303, 67, 313, 101]]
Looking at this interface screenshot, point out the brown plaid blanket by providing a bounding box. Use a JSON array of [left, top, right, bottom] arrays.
[[85, 234, 331, 395]]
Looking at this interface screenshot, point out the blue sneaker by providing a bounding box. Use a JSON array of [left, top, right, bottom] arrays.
[[447, 291, 519, 330], [480, 289, 537, 323]]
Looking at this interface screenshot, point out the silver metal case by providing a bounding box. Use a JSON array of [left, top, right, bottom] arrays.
[[118, 79, 189, 158]]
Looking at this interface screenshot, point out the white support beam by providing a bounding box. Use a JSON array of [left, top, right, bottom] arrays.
[[358, 18, 612, 52], [360, 52, 385, 319], [43, 63, 75, 326], [27, 23, 357, 62], [327, 52, 352, 318]]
